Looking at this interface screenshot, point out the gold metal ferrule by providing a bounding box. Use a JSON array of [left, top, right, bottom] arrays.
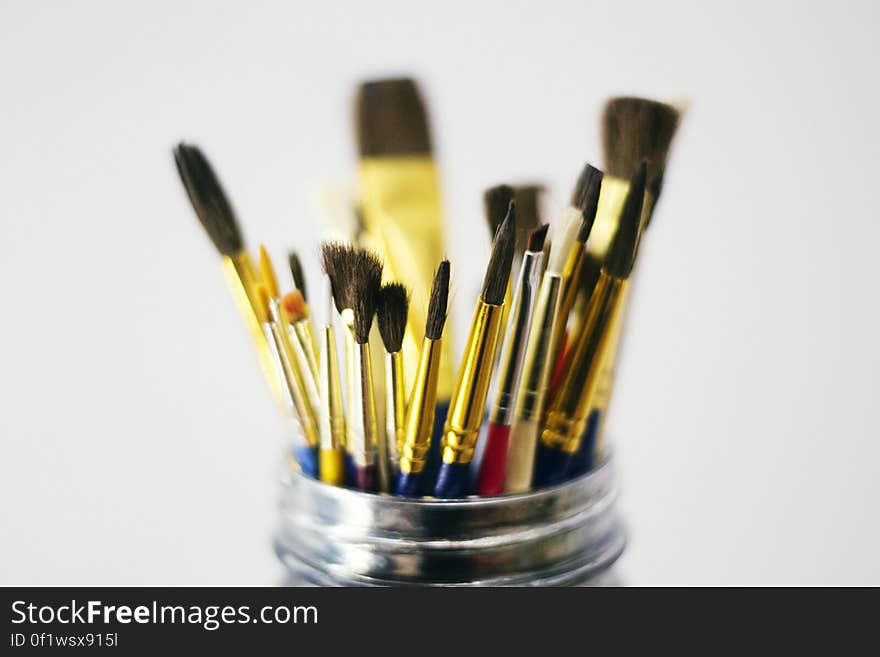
[[489, 250, 542, 425], [441, 301, 505, 465], [541, 272, 626, 454], [318, 324, 346, 452], [385, 351, 406, 474], [399, 338, 443, 475], [348, 342, 379, 473], [221, 254, 280, 401], [262, 318, 319, 448]]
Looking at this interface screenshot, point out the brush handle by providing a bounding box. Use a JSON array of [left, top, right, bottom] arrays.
[[293, 445, 318, 479], [503, 418, 540, 493], [355, 464, 378, 493], [319, 447, 346, 486], [532, 443, 572, 488], [423, 400, 450, 488], [395, 471, 424, 498], [433, 462, 471, 498], [476, 423, 511, 496]]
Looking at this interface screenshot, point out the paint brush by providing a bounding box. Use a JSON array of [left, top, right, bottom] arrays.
[[434, 203, 515, 498], [476, 224, 547, 496], [287, 251, 320, 382], [316, 274, 347, 486], [397, 261, 450, 497], [376, 282, 409, 486]]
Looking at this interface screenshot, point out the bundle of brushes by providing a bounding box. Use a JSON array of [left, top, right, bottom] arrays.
[[173, 80, 681, 499]]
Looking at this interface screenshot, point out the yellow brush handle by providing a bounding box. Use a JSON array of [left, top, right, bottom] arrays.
[[504, 418, 539, 493], [319, 447, 346, 486]]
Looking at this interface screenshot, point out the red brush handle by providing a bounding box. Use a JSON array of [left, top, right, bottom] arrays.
[[476, 422, 511, 496], [548, 332, 570, 403]]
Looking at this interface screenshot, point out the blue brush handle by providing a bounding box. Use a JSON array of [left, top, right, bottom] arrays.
[[422, 400, 450, 494], [395, 470, 424, 497], [433, 462, 471, 498], [567, 409, 600, 477], [294, 445, 318, 479], [532, 442, 572, 488], [344, 453, 357, 488]]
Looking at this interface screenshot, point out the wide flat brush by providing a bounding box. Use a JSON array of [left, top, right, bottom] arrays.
[[476, 224, 547, 496], [397, 261, 450, 496], [355, 78, 455, 413], [434, 204, 516, 498]]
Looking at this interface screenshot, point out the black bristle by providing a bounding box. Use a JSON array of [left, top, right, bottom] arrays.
[[483, 184, 515, 238], [321, 242, 353, 313], [288, 251, 308, 302], [513, 185, 544, 256], [173, 143, 244, 256], [604, 162, 647, 279], [349, 249, 384, 343], [577, 168, 604, 244], [570, 163, 603, 212], [481, 201, 516, 305], [601, 96, 680, 198], [527, 224, 549, 252], [356, 78, 432, 157], [425, 260, 450, 340], [376, 283, 409, 353]]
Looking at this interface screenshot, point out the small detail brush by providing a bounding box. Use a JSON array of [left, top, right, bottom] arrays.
[[434, 203, 515, 498], [316, 275, 347, 486], [376, 282, 409, 485], [476, 224, 547, 496], [397, 261, 450, 497], [286, 251, 320, 382]]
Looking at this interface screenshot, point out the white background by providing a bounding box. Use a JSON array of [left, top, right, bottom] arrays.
[[2, 0, 878, 585]]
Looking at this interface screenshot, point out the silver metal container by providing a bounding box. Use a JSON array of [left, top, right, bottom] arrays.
[[274, 458, 625, 586]]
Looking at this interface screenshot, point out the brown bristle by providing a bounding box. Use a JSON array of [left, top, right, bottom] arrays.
[[173, 143, 244, 256], [425, 260, 450, 340], [376, 283, 409, 353], [601, 96, 680, 195], [513, 185, 544, 256], [481, 201, 516, 305], [282, 290, 307, 322], [570, 163, 604, 223], [288, 251, 308, 302], [355, 78, 432, 157], [320, 242, 353, 313], [349, 249, 384, 343], [527, 224, 549, 252], [483, 184, 515, 238], [605, 162, 647, 279]]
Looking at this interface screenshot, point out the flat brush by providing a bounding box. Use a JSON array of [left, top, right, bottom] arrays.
[[434, 203, 515, 498], [316, 275, 347, 486], [255, 285, 320, 477], [534, 164, 647, 487], [173, 143, 278, 399], [503, 191, 587, 493], [355, 78, 455, 414], [476, 224, 547, 496], [325, 245, 384, 492], [397, 261, 449, 497], [569, 98, 682, 473], [376, 282, 409, 485], [287, 251, 320, 382]]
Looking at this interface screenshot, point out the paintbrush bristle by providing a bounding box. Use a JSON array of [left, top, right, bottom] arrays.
[[356, 77, 431, 157], [605, 162, 647, 279], [483, 184, 515, 238], [288, 251, 308, 302], [349, 249, 384, 343], [527, 224, 549, 252], [282, 290, 307, 323], [513, 185, 544, 256], [425, 260, 450, 340], [321, 242, 353, 313], [601, 96, 680, 189], [376, 283, 409, 353], [173, 143, 244, 256], [481, 201, 516, 305], [570, 164, 604, 241]]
